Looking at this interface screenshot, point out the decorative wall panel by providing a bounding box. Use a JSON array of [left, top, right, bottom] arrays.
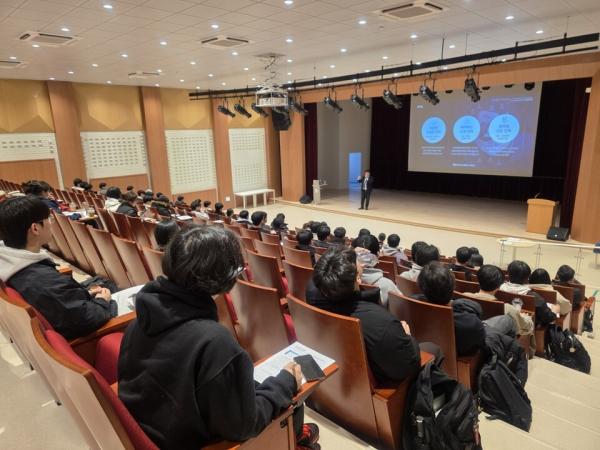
[[229, 128, 267, 193], [81, 131, 148, 179], [165, 130, 217, 193]]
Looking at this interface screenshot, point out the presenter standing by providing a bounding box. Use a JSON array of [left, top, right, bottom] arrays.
[[357, 170, 374, 210]]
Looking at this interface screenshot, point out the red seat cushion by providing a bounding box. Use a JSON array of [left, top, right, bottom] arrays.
[[95, 332, 124, 385], [223, 293, 239, 323], [281, 276, 289, 296], [283, 312, 296, 342]]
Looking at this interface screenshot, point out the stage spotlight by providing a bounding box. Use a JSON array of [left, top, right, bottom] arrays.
[[323, 96, 343, 113], [464, 77, 480, 102], [504, 84, 514, 88], [251, 103, 269, 117], [289, 100, 308, 115], [482, 86, 490, 91], [234, 103, 252, 118], [382, 89, 402, 109], [218, 105, 235, 117], [524, 82, 535, 91], [351, 93, 370, 110], [419, 84, 439, 105], [445, 90, 453, 94]]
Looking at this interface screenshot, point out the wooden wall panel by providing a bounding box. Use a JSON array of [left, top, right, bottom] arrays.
[[171, 189, 218, 204], [211, 98, 234, 208], [572, 69, 600, 243], [265, 115, 282, 196], [73, 83, 143, 131], [279, 111, 305, 201], [0, 80, 54, 133], [47, 81, 86, 188], [161, 89, 212, 129], [89, 173, 149, 192], [0, 159, 59, 188]]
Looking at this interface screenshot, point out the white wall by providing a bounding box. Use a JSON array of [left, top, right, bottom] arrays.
[[316, 99, 372, 189]]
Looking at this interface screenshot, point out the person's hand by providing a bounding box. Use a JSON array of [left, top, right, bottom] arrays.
[[401, 321, 411, 335], [88, 285, 102, 295], [93, 287, 112, 302], [551, 304, 561, 315], [283, 362, 303, 391]]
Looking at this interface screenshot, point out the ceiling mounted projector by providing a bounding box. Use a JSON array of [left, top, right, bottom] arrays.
[[256, 85, 289, 108]]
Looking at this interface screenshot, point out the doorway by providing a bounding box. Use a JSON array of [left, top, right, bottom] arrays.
[[348, 152, 362, 190]]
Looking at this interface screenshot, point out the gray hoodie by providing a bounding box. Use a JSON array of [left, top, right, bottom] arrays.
[[0, 241, 50, 282], [360, 268, 400, 308], [381, 244, 409, 264], [104, 197, 121, 213]]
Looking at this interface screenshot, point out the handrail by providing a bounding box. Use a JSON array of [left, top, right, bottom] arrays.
[[498, 237, 599, 251]]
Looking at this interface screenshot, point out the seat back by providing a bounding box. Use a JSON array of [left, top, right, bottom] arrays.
[[245, 251, 286, 298], [126, 216, 152, 249], [111, 212, 134, 240], [530, 287, 557, 304], [254, 240, 283, 271], [454, 278, 480, 294], [141, 246, 164, 279], [224, 223, 242, 236], [452, 270, 466, 280], [395, 276, 422, 297], [112, 236, 152, 286], [287, 295, 379, 441], [229, 280, 289, 361], [240, 227, 261, 241], [261, 232, 281, 245], [552, 284, 575, 302], [53, 213, 93, 274], [282, 246, 313, 269], [141, 220, 159, 249], [282, 261, 313, 302], [215, 294, 238, 341], [281, 237, 297, 249], [88, 228, 133, 289], [240, 236, 256, 253], [495, 290, 535, 314], [50, 218, 76, 264], [388, 292, 458, 378], [458, 293, 506, 320], [71, 222, 110, 279], [375, 259, 395, 278], [46, 233, 62, 256], [97, 208, 120, 236]]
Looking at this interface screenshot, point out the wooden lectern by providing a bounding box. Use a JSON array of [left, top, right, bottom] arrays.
[[526, 198, 558, 234]]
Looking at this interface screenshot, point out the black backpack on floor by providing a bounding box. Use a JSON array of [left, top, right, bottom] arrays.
[[403, 362, 482, 450], [478, 355, 532, 432], [545, 325, 591, 374]]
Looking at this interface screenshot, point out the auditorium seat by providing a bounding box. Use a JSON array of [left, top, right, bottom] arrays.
[[97, 208, 120, 236], [454, 278, 480, 293], [46, 233, 62, 258], [375, 259, 396, 280], [112, 236, 152, 286], [228, 280, 291, 361], [141, 220, 159, 249], [240, 227, 261, 241], [71, 222, 110, 280], [260, 232, 281, 246], [282, 261, 313, 302], [240, 236, 256, 253], [452, 270, 466, 280], [388, 292, 482, 389], [141, 246, 164, 280], [281, 237, 297, 249], [395, 276, 422, 297], [52, 212, 93, 274], [245, 251, 288, 299], [552, 283, 583, 334], [282, 246, 313, 269], [311, 245, 327, 255], [88, 228, 133, 290], [254, 239, 284, 271], [457, 292, 506, 319], [50, 217, 76, 265], [215, 294, 238, 341], [287, 295, 433, 450], [224, 222, 242, 235], [494, 290, 536, 315], [126, 216, 152, 249]]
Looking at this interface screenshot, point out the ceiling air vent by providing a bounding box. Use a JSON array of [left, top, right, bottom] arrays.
[[377, 1, 445, 21], [18, 31, 78, 47], [128, 71, 161, 79], [200, 35, 251, 49], [0, 59, 25, 69]]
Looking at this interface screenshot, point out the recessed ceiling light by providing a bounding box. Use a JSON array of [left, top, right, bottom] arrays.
[[340, 48, 347, 53], [352, 78, 357, 82], [284, 0, 294, 5], [382, 56, 388, 60], [393, 73, 398, 77], [505, 15, 514, 20], [231, 51, 238, 56], [501, 58, 507, 62], [9, 56, 16, 60], [106, 80, 112, 84], [221, 82, 226, 86], [211, 24, 219, 29], [536, 29, 543, 34], [317, 83, 322, 87], [449, 44, 455, 49], [243, 67, 249, 71], [196, 85, 200, 89], [322, 75, 328, 79], [155, 83, 160, 87], [190, 61, 196, 65], [121, 53, 128, 58], [288, 87, 292, 90], [156, 69, 162, 73], [67, 71, 74, 74], [287, 72, 292, 75], [443, 66, 448, 70], [364, 69, 370, 73], [92, 63, 98, 67], [287, 59, 293, 63], [208, 73, 214, 77], [180, 79, 184, 82], [160, 41, 167, 46], [358, 19, 367, 25], [416, 61, 421, 65], [49, 77, 55, 80], [61, 27, 70, 32], [287, 80, 292, 83], [251, 77, 256, 81], [410, 34, 418, 39], [286, 38, 293, 43], [103, 4, 113, 9], [329, 64, 335, 68], [32, 44, 40, 48]]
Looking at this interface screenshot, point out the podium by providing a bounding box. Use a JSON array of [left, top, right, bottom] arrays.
[[312, 179, 327, 205], [526, 198, 558, 234]]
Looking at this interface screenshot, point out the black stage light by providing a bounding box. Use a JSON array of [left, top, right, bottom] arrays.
[[324, 96, 343, 113], [445, 89, 453, 94], [419, 84, 439, 105], [351, 93, 370, 110], [482, 86, 490, 90], [289, 100, 308, 115], [504, 84, 514, 88], [464, 77, 480, 102], [251, 103, 269, 117], [382, 89, 403, 109], [218, 105, 235, 117], [234, 103, 252, 118], [524, 82, 535, 91]]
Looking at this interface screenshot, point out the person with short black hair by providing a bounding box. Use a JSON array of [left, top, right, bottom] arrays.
[[270, 215, 288, 237], [353, 234, 399, 306], [226, 208, 234, 219], [214, 202, 225, 217], [469, 253, 484, 268], [250, 211, 270, 233], [0, 196, 117, 339], [116, 190, 139, 218], [313, 226, 331, 249], [451, 246, 473, 280], [357, 169, 374, 210], [330, 227, 346, 246], [105, 186, 122, 212], [190, 199, 209, 220], [400, 243, 439, 281], [118, 225, 317, 449], [381, 233, 409, 265], [174, 195, 186, 207], [309, 221, 322, 235], [203, 200, 212, 212], [98, 182, 108, 195], [126, 185, 134, 192], [554, 264, 584, 309], [358, 228, 370, 237], [296, 229, 316, 265], [72, 177, 83, 190], [24, 180, 61, 212], [307, 247, 420, 383], [236, 209, 252, 225], [529, 268, 572, 315], [152, 195, 173, 218], [377, 233, 386, 249], [154, 220, 180, 251]]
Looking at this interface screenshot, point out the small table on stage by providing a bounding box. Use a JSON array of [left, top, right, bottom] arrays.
[[234, 188, 275, 208]]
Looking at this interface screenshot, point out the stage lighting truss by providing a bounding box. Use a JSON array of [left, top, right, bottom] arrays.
[[234, 98, 252, 118], [218, 99, 236, 117], [251, 103, 269, 117], [464, 73, 481, 102], [419, 77, 440, 105], [351, 86, 370, 110], [324, 90, 343, 113], [383, 80, 402, 109], [255, 54, 289, 108]]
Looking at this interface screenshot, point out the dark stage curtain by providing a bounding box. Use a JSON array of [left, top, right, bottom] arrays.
[[370, 79, 591, 229], [304, 103, 318, 197]]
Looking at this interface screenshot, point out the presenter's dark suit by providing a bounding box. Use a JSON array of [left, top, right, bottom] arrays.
[[358, 176, 374, 209]]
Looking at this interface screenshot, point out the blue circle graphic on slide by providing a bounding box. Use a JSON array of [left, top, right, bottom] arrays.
[[488, 113, 520, 144], [421, 116, 446, 144], [453, 115, 481, 143]]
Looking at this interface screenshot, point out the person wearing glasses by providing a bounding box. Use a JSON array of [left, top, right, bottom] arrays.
[[118, 224, 320, 450], [0, 196, 117, 339]]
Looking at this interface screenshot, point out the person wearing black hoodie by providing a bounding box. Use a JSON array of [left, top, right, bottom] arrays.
[[306, 247, 422, 384], [118, 225, 319, 450]]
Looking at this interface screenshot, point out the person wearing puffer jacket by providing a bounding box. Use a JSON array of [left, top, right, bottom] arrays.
[[353, 234, 400, 307], [104, 186, 122, 212]]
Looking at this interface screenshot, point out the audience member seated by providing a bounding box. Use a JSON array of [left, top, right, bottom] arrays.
[[152, 195, 173, 218], [554, 264, 584, 309], [413, 262, 486, 356], [104, 186, 122, 213], [400, 242, 438, 281], [236, 209, 252, 225], [380, 233, 409, 265], [358, 228, 370, 237], [330, 227, 347, 246], [468, 265, 533, 337], [72, 177, 85, 191], [98, 182, 108, 196], [469, 247, 480, 258], [174, 195, 186, 207], [190, 199, 209, 220], [226, 208, 235, 219], [500, 260, 559, 326], [451, 246, 473, 280], [142, 193, 154, 206], [126, 185, 134, 193], [529, 268, 572, 315], [296, 230, 316, 266], [23, 180, 60, 213], [469, 253, 484, 268], [0, 196, 117, 339], [80, 181, 93, 192], [250, 211, 272, 233], [116, 190, 138, 218], [306, 247, 421, 384], [313, 226, 332, 249], [203, 200, 212, 212], [353, 234, 399, 307], [214, 202, 225, 217], [271, 215, 288, 237], [118, 225, 317, 449], [154, 220, 180, 251], [309, 221, 322, 236], [377, 233, 386, 249]]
